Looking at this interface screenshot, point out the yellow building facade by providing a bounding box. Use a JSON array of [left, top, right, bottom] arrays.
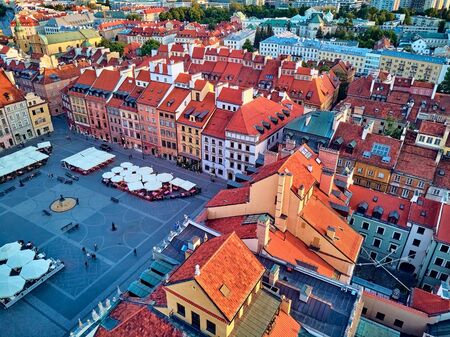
[[25, 92, 54, 136], [353, 161, 392, 192]]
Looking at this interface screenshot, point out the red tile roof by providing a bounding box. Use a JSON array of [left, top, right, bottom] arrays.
[[436, 204, 450, 244], [91, 69, 121, 92], [176, 92, 216, 128], [167, 232, 265, 322], [409, 197, 441, 229], [174, 73, 191, 84], [434, 158, 450, 190], [202, 108, 233, 139], [265, 310, 301, 337], [217, 87, 243, 105], [394, 143, 437, 181], [137, 81, 171, 107], [206, 186, 250, 208], [347, 76, 373, 99], [95, 302, 183, 337], [301, 196, 362, 262], [0, 69, 25, 107], [410, 288, 450, 315], [419, 120, 447, 137], [205, 215, 257, 239], [158, 87, 190, 113], [226, 97, 303, 142], [349, 185, 411, 228], [265, 230, 336, 278]]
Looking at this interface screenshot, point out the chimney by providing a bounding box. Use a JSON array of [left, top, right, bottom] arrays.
[[326, 226, 336, 240], [241, 87, 253, 105], [320, 168, 334, 196], [264, 150, 279, 166], [269, 264, 280, 286], [369, 77, 375, 95], [280, 295, 292, 315], [188, 236, 201, 250], [299, 285, 312, 303], [203, 233, 208, 242], [305, 113, 312, 126], [432, 83, 438, 99], [256, 214, 270, 253], [318, 147, 338, 172], [194, 264, 200, 276], [361, 124, 371, 140]]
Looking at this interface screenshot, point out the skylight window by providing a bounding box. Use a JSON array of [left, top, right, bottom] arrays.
[[372, 143, 390, 157], [220, 284, 230, 297]]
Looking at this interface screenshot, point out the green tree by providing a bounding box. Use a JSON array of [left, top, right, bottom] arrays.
[[437, 68, 450, 94], [286, 20, 292, 32], [140, 39, 160, 56], [383, 117, 403, 139], [98, 38, 126, 56], [438, 20, 446, 33], [242, 39, 254, 52], [188, 3, 204, 22], [126, 13, 142, 21], [253, 27, 262, 48]]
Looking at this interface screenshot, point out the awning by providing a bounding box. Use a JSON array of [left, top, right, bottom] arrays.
[[138, 166, 153, 175], [142, 174, 156, 183], [110, 175, 123, 183], [37, 141, 51, 149], [19, 259, 51, 281], [61, 147, 114, 171], [140, 269, 162, 287], [227, 180, 242, 189], [144, 180, 162, 191], [124, 173, 142, 183], [150, 260, 173, 276], [111, 166, 123, 174], [0, 265, 11, 277], [127, 280, 151, 298], [246, 166, 258, 174], [120, 162, 133, 169], [102, 172, 115, 179], [0, 276, 25, 299], [235, 172, 251, 182], [129, 165, 139, 173]]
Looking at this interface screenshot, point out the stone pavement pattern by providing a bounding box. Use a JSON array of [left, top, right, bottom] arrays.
[[0, 117, 225, 337]]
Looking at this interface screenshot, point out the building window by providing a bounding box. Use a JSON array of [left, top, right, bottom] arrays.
[[362, 307, 367, 315], [177, 303, 185, 317], [394, 319, 404, 328], [429, 270, 438, 278], [376, 227, 385, 235], [375, 312, 385, 321], [206, 320, 216, 334], [362, 222, 369, 230], [441, 245, 449, 253], [417, 227, 425, 235], [373, 238, 381, 248], [435, 258, 444, 266], [408, 250, 416, 258], [441, 274, 449, 282], [370, 252, 377, 260], [389, 244, 397, 252], [392, 232, 401, 240], [412, 239, 421, 247]]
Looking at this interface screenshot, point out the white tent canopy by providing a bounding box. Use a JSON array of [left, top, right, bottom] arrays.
[[20, 259, 51, 281], [102, 172, 115, 180], [128, 181, 144, 191], [111, 167, 123, 174], [156, 173, 173, 183], [129, 165, 139, 173], [141, 174, 156, 183], [7, 250, 35, 269], [144, 180, 162, 191], [0, 276, 25, 299], [124, 173, 142, 183], [171, 178, 196, 191], [0, 265, 11, 277], [110, 175, 123, 183], [0, 147, 49, 178], [138, 167, 153, 175], [37, 141, 51, 149], [61, 147, 115, 171], [0, 242, 22, 261], [120, 162, 132, 169]]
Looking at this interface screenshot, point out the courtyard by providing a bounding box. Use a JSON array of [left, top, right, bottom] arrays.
[[0, 117, 225, 337]]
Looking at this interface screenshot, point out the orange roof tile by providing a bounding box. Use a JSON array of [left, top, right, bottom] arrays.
[[266, 231, 336, 278], [177, 92, 216, 128], [419, 120, 447, 137], [167, 232, 265, 322], [205, 215, 257, 239], [137, 80, 171, 107], [265, 310, 301, 337], [217, 87, 243, 105], [175, 73, 191, 84], [0, 69, 25, 107], [158, 87, 190, 113], [202, 108, 233, 139], [436, 204, 450, 244], [410, 288, 450, 315], [301, 196, 363, 262]]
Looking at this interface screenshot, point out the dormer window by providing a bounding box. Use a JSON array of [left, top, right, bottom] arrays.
[[388, 211, 399, 224], [372, 206, 383, 219], [357, 202, 368, 214]]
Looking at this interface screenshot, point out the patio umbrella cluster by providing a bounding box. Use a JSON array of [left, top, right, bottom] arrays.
[[101, 162, 197, 199], [0, 242, 51, 300]]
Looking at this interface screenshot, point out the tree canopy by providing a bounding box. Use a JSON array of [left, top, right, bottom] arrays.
[[437, 68, 450, 94], [126, 13, 142, 21], [99, 38, 126, 56], [140, 39, 161, 56], [242, 39, 254, 52]]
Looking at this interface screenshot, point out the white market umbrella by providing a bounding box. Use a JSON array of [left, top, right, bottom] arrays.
[[0, 276, 25, 299], [120, 162, 133, 169], [129, 165, 139, 173], [144, 180, 162, 191], [124, 173, 141, 183], [102, 172, 115, 179], [156, 173, 173, 183], [20, 259, 51, 281], [110, 175, 123, 183], [111, 167, 123, 174], [0, 265, 11, 277], [7, 250, 35, 269], [141, 174, 156, 183], [138, 166, 153, 175], [119, 170, 128, 177], [0, 242, 22, 261], [128, 181, 144, 192]]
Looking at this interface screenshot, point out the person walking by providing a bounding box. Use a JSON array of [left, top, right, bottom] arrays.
[[94, 243, 97, 251], [82, 247, 86, 253], [111, 222, 117, 231], [84, 261, 88, 268], [76, 198, 79, 205], [133, 248, 137, 256]]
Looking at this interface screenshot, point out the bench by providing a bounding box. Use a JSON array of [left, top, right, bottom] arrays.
[[111, 197, 119, 203], [65, 172, 79, 181], [64, 179, 73, 185], [42, 209, 52, 216], [61, 222, 79, 232], [57, 177, 65, 183]]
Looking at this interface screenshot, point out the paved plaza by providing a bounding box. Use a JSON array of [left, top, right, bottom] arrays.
[[0, 117, 225, 337]]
